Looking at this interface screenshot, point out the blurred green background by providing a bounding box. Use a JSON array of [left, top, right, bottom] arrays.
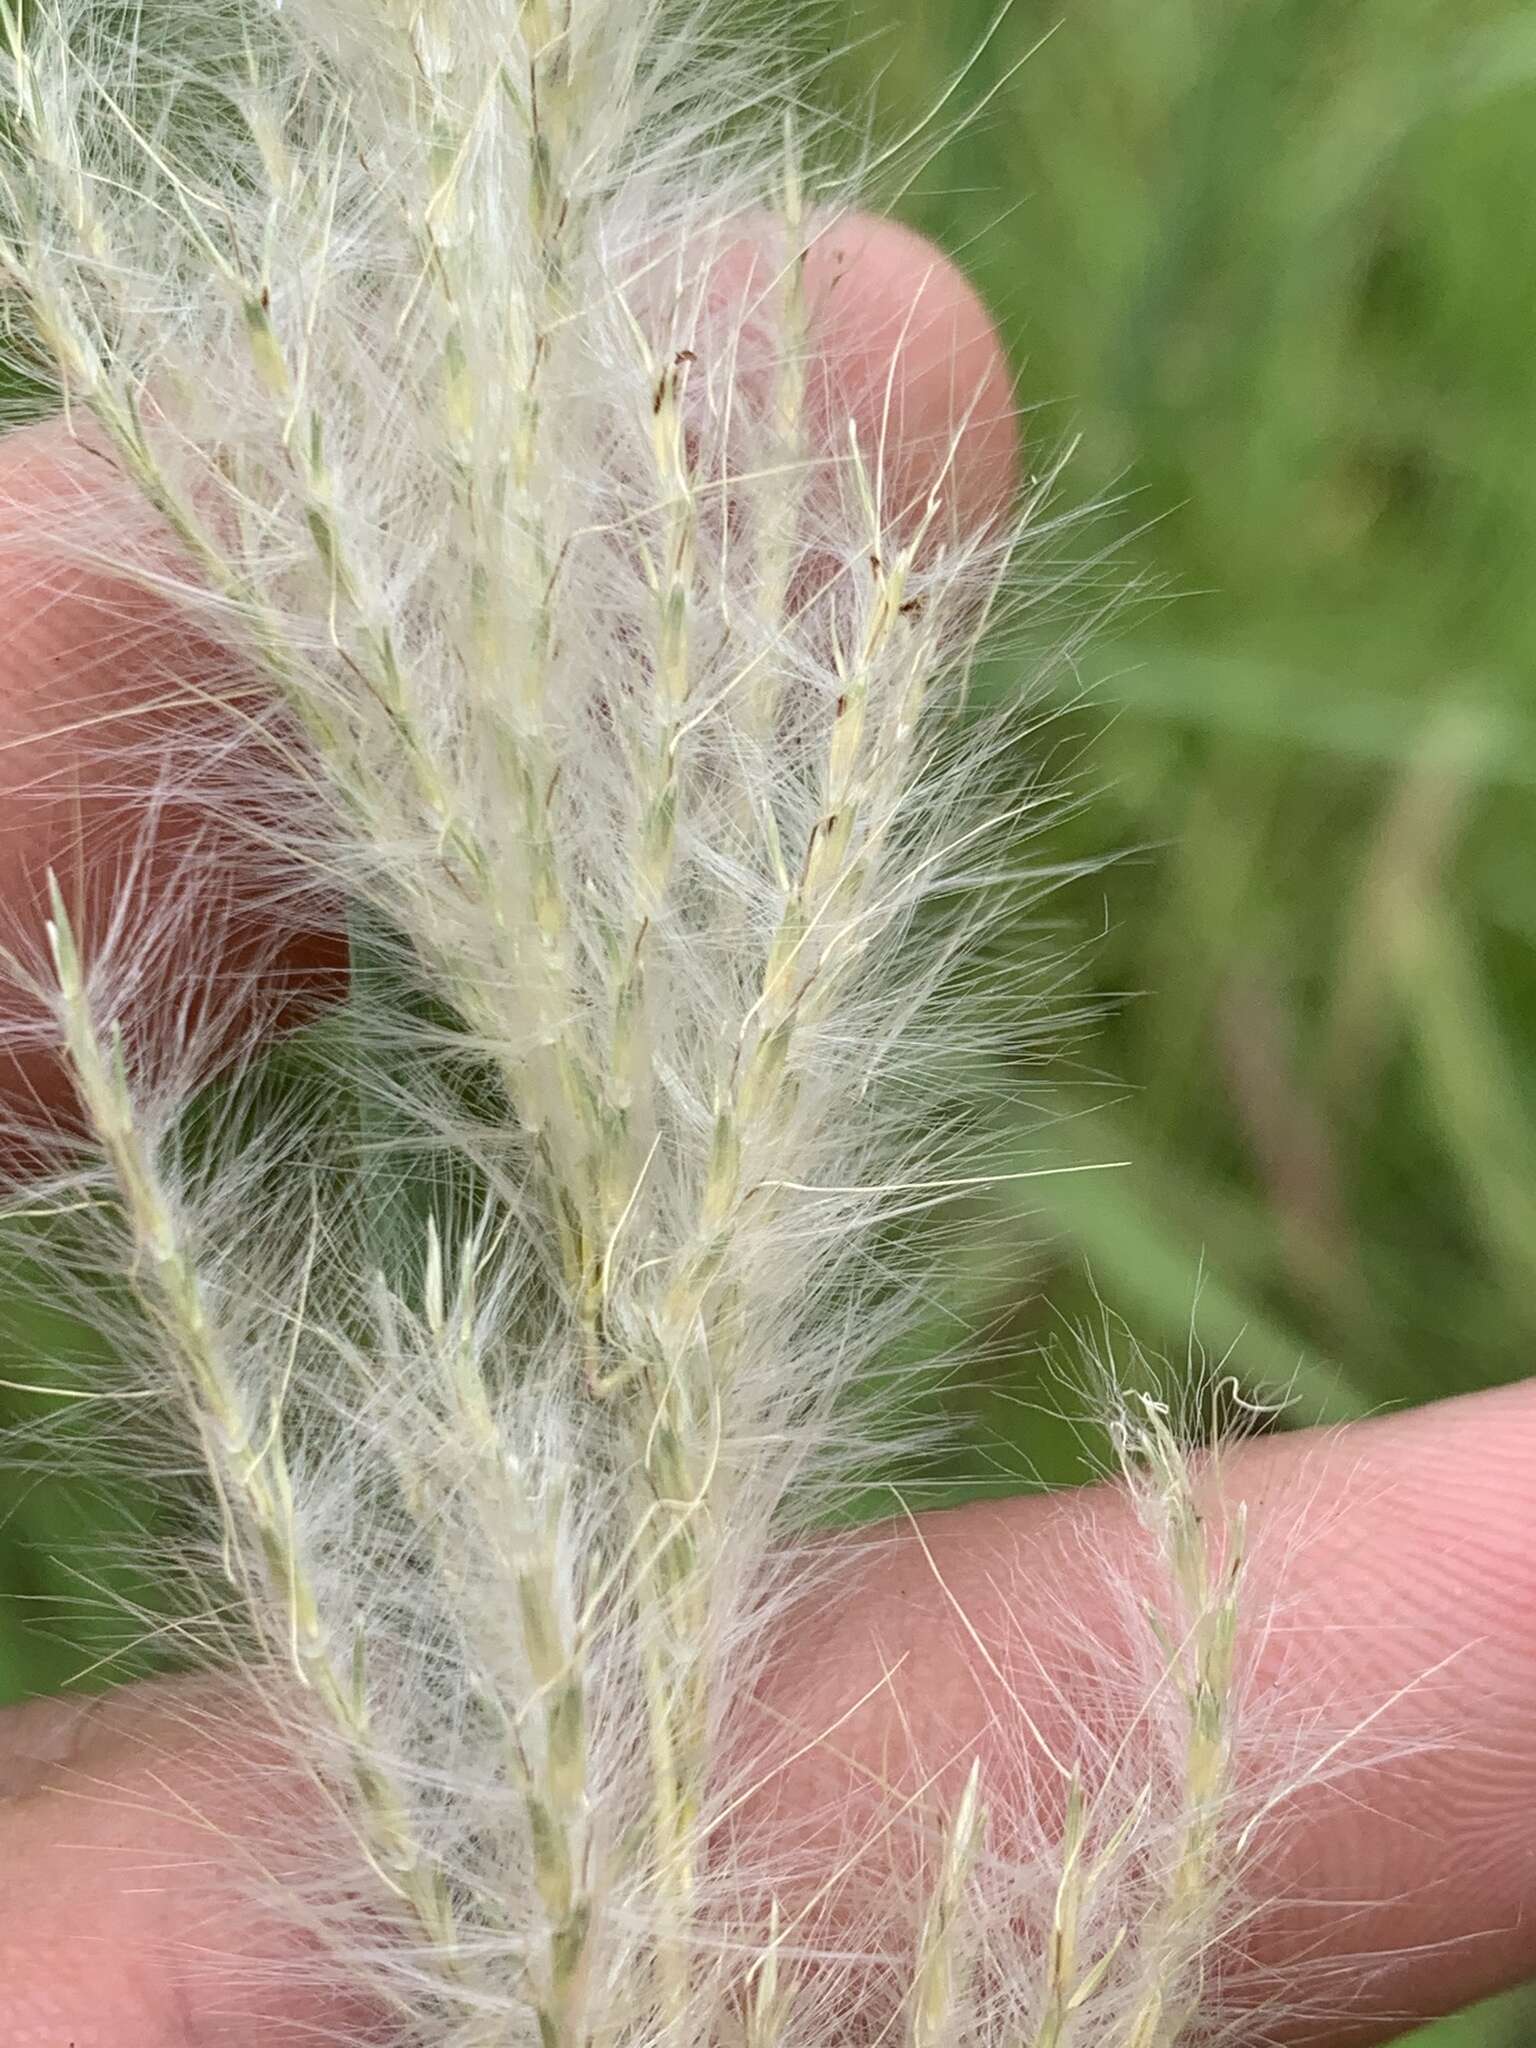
[[3, 0, 1535, 2039]]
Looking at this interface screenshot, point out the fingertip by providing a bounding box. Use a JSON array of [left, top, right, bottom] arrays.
[[1236, 1377, 1536, 2037], [804, 212, 1020, 540]]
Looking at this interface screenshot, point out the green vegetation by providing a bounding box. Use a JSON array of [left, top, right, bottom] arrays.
[[837, 0, 1536, 1437], [2, 1, 1533, 2037]]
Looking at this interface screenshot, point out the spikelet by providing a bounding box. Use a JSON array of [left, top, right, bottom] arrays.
[[0, 4, 1326, 2043]]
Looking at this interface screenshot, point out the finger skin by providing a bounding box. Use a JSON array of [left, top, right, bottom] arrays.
[[803, 214, 1020, 541], [1246, 1378, 1536, 2038], [753, 1378, 1536, 2046], [0, 1683, 376, 2047], [0, 434, 351, 1136]]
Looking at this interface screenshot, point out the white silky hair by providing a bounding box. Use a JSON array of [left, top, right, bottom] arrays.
[[0, 4, 1360, 2044]]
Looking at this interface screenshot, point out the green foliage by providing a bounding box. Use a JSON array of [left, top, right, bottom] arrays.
[[815, 0, 1536, 1457]]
